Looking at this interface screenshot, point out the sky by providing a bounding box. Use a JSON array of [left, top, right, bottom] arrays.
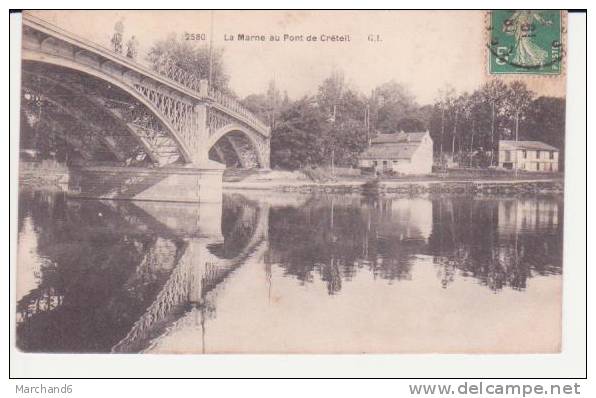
[[27, 10, 566, 105]]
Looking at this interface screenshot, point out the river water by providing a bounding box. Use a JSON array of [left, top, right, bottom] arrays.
[[16, 189, 563, 353]]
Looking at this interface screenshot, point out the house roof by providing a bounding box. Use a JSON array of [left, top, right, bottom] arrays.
[[371, 131, 428, 144], [360, 143, 421, 160], [361, 131, 429, 160], [499, 140, 558, 151], [405, 132, 428, 142]]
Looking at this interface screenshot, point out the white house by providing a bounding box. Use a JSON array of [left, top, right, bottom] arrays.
[[498, 140, 559, 172], [359, 131, 433, 175]]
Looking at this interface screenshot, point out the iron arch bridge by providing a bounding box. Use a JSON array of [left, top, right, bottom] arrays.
[[20, 14, 271, 202]]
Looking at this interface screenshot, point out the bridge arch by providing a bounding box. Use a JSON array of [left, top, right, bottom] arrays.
[[207, 123, 268, 169], [21, 77, 132, 163], [22, 14, 271, 171], [21, 51, 194, 165]]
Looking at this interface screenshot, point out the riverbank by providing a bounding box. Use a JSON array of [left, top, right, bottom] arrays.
[[17, 165, 565, 198], [223, 169, 564, 196]]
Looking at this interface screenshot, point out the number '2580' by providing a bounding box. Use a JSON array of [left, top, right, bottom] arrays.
[[185, 32, 206, 40]]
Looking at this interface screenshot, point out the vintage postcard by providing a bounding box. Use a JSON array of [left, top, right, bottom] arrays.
[[16, 10, 567, 355]]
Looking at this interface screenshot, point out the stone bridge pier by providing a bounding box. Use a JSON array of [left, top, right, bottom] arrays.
[[20, 13, 271, 203]]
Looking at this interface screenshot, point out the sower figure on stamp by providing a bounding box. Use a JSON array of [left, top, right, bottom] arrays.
[[503, 11, 553, 67]]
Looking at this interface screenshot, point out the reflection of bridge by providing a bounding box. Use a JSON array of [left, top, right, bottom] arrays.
[[16, 192, 269, 353], [21, 13, 270, 202], [111, 199, 269, 353]]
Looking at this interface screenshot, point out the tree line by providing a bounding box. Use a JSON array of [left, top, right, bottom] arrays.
[[243, 74, 565, 170], [142, 32, 566, 170], [242, 71, 428, 169], [427, 80, 565, 168]]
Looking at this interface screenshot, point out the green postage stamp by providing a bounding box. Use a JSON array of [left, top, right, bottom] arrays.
[[489, 10, 563, 75]]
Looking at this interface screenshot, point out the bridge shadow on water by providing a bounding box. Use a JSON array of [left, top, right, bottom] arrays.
[[16, 190, 563, 353]]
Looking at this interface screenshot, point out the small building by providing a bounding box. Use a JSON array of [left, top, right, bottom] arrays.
[[498, 140, 559, 172], [359, 131, 433, 175]]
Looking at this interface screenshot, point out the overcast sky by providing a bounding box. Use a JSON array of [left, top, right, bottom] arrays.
[[28, 10, 566, 105]]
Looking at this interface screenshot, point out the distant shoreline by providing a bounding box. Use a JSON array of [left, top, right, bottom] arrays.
[[223, 174, 564, 196]]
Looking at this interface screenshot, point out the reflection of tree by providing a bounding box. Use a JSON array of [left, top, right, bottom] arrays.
[[16, 190, 564, 351], [207, 195, 258, 259], [359, 198, 428, 282], [428, 197, 562, 291], [267, 195, 562, 294], [318, 259, 342, 295], [267, 197, 424, 294]]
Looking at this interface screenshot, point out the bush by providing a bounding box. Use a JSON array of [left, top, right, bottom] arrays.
[[302, 167, 334, 182]]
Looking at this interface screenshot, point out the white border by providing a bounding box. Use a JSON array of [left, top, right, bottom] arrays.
[[6, 9, 587, 379]]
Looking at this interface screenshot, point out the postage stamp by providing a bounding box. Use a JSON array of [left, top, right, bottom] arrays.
[[489, 10, 563, 75]]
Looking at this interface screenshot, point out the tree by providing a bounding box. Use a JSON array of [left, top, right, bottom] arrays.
[[241, 94, 270, 122], [371, 81, 418, 133], [521, 96, 566, 169], [396, 117, 425, 132], [449, 94, 468, 155], [434, 85, 455, 162], [317, 70, 346, 122], [504, 80, 534, 142], [242, 79, 286, 129], [265, 79, 283, 129], [146, 34, 231, 93], [270, 98, 327, 169], [323, 119, 368, 168], [478, 80, 509, 165], [335, 89, 367, 124], [315, 72, 369, 167], [465, 90, 485, 154]]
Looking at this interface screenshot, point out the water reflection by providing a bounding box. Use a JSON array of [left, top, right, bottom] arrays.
[[16, 190, 562, 353], [429, 198, 562, 290], [269, 196, 562, 294]]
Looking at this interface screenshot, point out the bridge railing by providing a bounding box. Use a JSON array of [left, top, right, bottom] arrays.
[[151, 57, 202, 92], [23, 13, 270, 137], [151, 58, 269, 135], [208, 88, 270, 135]]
